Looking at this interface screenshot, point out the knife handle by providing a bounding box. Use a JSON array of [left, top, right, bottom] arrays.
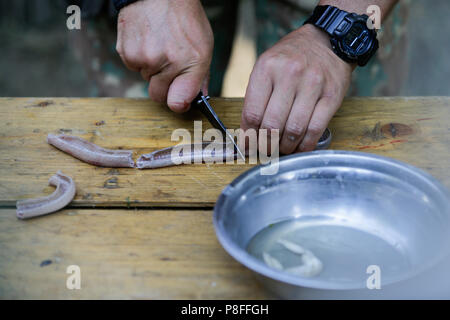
[[192, 91, 228, 133]]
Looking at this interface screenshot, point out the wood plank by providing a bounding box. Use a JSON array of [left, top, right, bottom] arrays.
[[0, 208, 271, 299], [0, 97, 448, 208], [328, 97, 450, 188], [0, 97, 251, 207]]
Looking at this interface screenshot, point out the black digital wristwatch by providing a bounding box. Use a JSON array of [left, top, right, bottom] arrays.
[[304, 5, 379, 66]]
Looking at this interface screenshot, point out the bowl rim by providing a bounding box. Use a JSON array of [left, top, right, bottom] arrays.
[[213, 150, 450, 290]]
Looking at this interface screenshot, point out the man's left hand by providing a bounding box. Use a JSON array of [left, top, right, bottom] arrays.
[[241, 24, 353, 154]]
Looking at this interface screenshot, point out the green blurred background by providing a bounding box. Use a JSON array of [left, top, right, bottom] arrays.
[[1, 0, 449, 97]]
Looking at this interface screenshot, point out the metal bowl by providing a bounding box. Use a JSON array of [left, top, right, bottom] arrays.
[[213, 151, 450, 299]]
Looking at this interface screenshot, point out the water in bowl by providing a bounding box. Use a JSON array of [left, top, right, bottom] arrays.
[[246, 216, 413, 288]]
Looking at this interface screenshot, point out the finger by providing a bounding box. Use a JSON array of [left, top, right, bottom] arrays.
[[115, 33, 123, 64], [297, 96, 339, 152], [118, 53, 142, 72], [259, 84, 296, 154], [118, 40, 143, 72], [201, 70, 210, 96], [260, 84, 296, 134], [167, 66, 208, 113], [148, 70, 177, 104], [121, 35, 166, 74], [141, 69, 152, 81], [279, 76, 322, 154], [241, 64, 273, 131], [115, 17, 131, 69]]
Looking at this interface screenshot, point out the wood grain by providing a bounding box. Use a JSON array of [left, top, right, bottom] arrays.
[[0, 97, 448, 208], [0, 208, 270, 299], [0, 97, 449, 300], [0, 97, 251, 207]]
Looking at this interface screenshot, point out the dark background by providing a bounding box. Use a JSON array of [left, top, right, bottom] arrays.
[[1, 0, 450, 97]]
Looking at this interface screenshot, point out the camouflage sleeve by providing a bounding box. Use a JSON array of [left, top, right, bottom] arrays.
[[254, 0, 408, 97]]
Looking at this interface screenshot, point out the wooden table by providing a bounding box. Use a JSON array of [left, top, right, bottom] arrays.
[[0, 97, 449, 299]]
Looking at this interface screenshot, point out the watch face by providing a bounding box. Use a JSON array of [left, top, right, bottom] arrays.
[[341, 22, 372, 56]]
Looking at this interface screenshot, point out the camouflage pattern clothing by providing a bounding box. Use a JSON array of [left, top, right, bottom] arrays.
[[69, 0, 409, 97]]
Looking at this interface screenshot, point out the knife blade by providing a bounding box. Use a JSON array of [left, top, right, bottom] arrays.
[[192, 91, 245, 161]]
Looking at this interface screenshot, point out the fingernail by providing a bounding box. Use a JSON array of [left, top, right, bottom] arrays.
[[168, 99, 189, 112]]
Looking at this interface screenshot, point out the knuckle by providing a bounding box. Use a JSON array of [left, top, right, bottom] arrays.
[[307, 123, 324, 137], [323, 85, 340, 100], [115, 42, 122, 55], [181, 46, 211, 66], [260, 119, 280, 131], [166, 50, 183, 65], [123, 47, 140, 63], [287, 59, 306, 76], [192, 40, 213, 59], [305, 67, 324, 86], [141, 50, 160, 67], [285, 121, 306, 137], [242, 108, 263, 127], [257, 54, 276, 73], [196, 46, 212, 62]]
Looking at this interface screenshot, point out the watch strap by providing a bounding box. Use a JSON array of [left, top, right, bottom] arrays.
[[304, 5, 348, 35], [113, 0, 139, 12]]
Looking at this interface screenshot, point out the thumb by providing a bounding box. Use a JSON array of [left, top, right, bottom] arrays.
[[201, 70, 210, 96], [167, 68, 207, 113]]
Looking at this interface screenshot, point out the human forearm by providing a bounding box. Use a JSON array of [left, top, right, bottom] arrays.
[[318, 0, 398, 21]]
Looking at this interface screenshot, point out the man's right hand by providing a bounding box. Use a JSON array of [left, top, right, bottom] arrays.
[[116, 0, 213, 112]]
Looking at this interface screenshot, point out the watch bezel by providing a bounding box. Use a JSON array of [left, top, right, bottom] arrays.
[[330, 13, 379, 66]]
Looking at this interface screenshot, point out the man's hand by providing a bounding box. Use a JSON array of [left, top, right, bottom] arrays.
[[241, 24, 353, 154], [116, 0, 213, 112]]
